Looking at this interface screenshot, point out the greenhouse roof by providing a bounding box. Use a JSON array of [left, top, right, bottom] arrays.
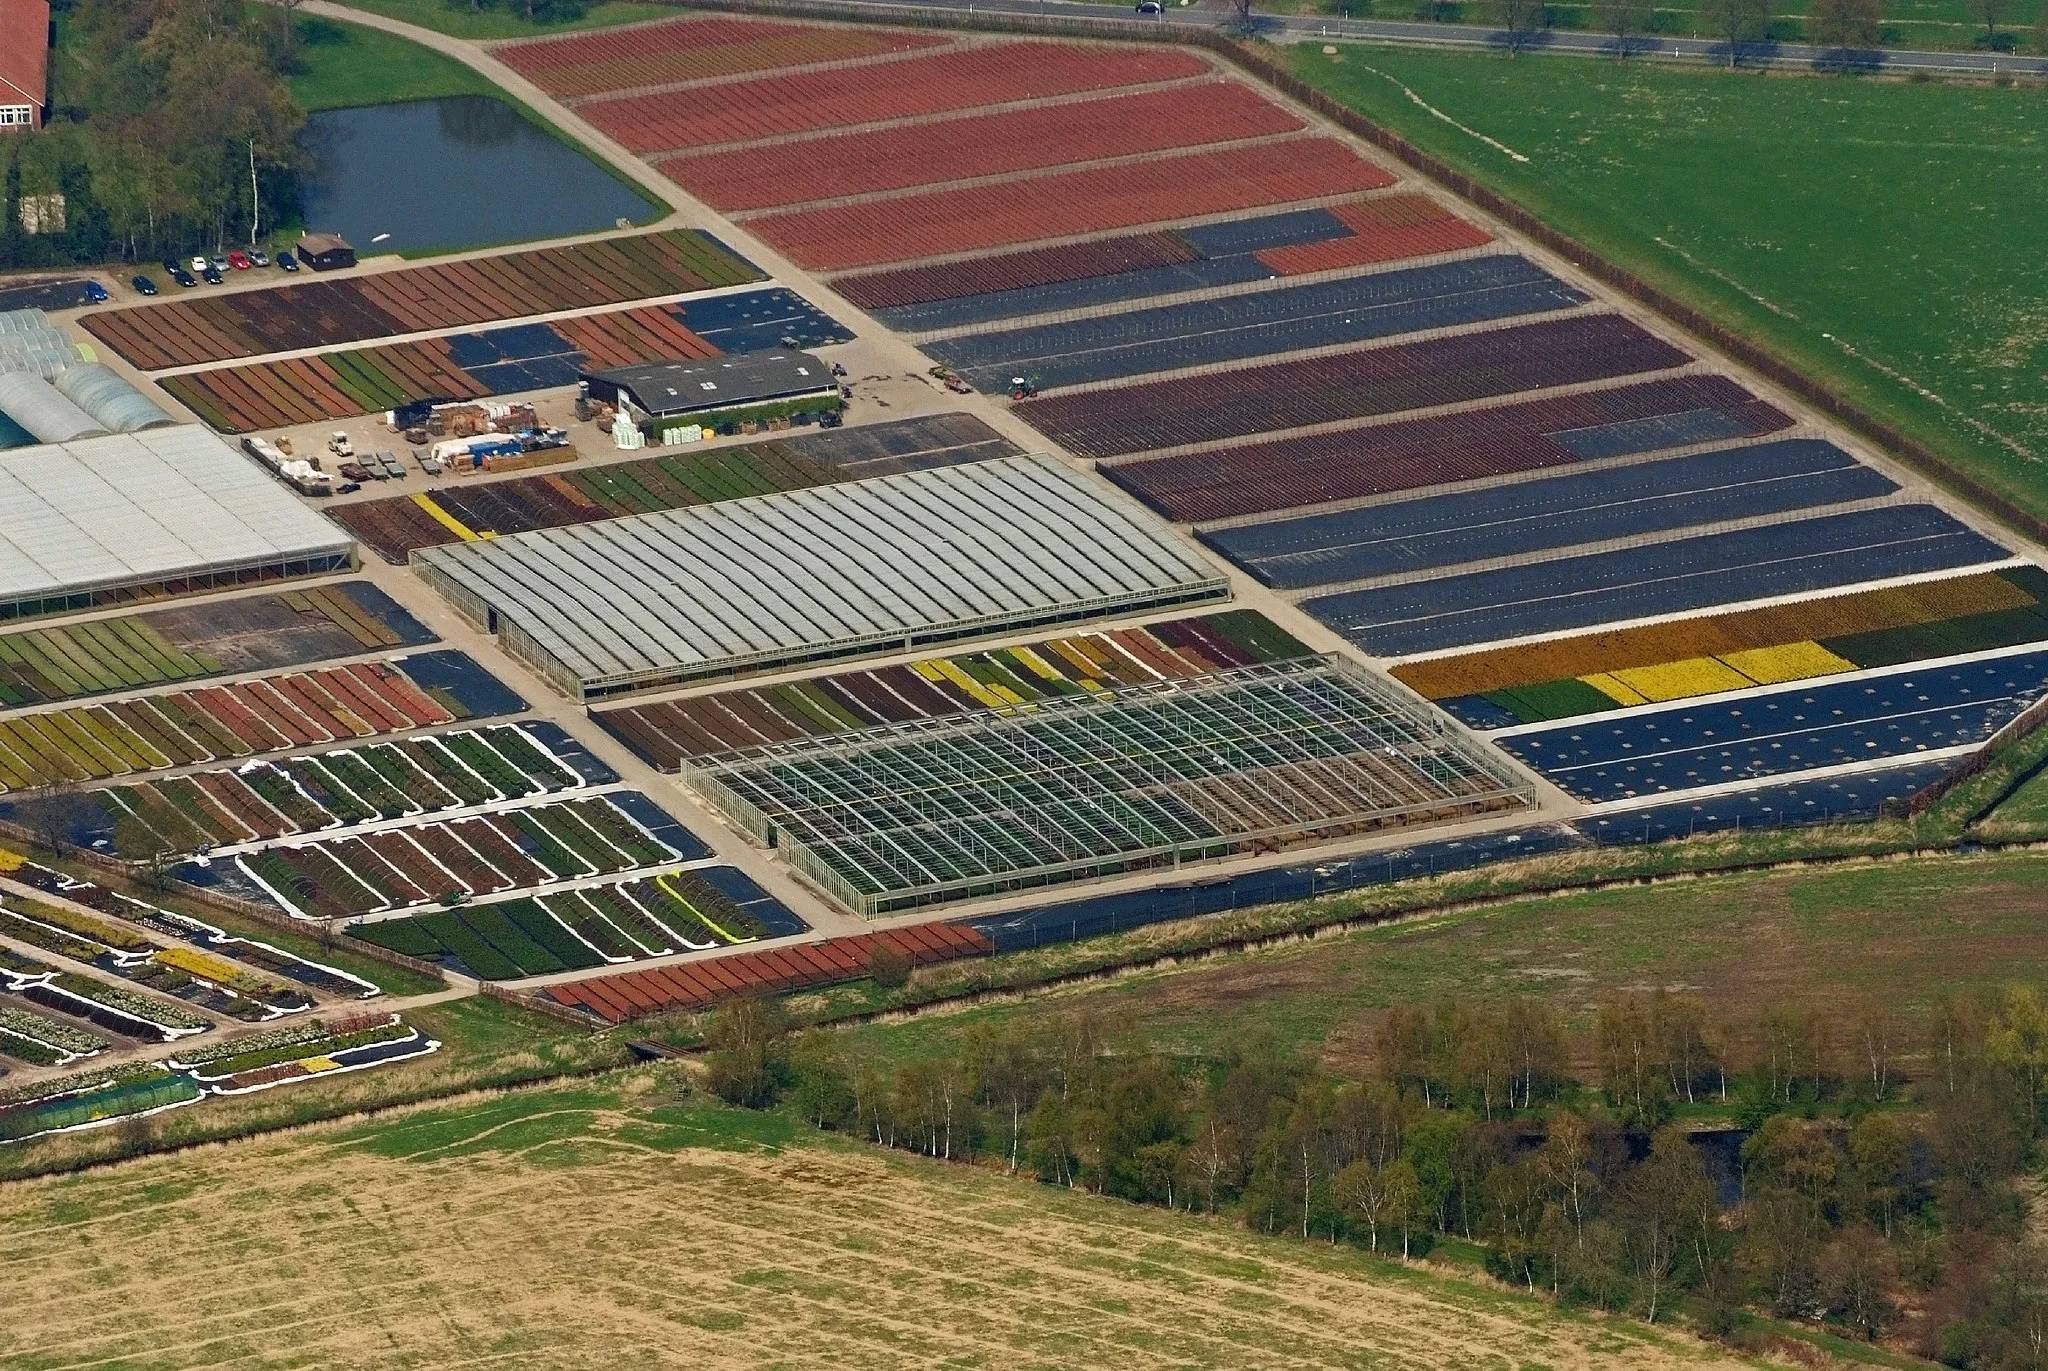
[[414, 454, 1228, 695], [0, 426, 354, 604], [683, 655, 1535, 915]]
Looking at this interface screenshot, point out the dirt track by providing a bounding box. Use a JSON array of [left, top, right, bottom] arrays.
[[0, 1080, 1765, 1369]]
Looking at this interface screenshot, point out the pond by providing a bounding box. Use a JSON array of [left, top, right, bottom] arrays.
[[297, 96, 657, 258]]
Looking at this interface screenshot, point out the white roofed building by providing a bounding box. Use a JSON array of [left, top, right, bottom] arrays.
[[0, 426, 355, 621], [413, 455, 1229, 700]]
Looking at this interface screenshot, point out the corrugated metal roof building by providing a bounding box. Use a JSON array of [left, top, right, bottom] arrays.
[[0, 426, 355, 621], [414, 455, 1229, 700]]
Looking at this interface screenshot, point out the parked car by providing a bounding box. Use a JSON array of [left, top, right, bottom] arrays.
[[227, 250, 252, 270], [276, 251, 298, 272], [189, 255, 207, 273], [83, 280, 109, 303], [248, 250, 270, 268], [209, 255, 229, 272], [131, 275, 158, 297], [201, 262, 223, 284], [169, 265, 198, 288], [1137, 2, 1162, 12], [161, 258, 181, 276]]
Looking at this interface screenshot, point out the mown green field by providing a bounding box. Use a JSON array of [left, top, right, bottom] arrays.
[[1289, 47, 2048, 526], [288, 12, 512, 109]]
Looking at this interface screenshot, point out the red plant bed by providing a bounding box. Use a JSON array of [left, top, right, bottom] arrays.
[[660, 81, 1300, 212], [407, 824, 507, 893], [1257, 218, 1493, 277], [749, 138, 1394, 271], [238, 682, 325, 747], [496, 15, 949, 98], [578, 41, 1208, 153], [1106, 375, 1794, 523], [363, 665, 451, 726], [193, 687, 286, 752], [315, 667, 409, 734], [364, 831, 453, 897], [454, 817, 553, 889], [197, 773, 291, 840], [329, 837, 429, 907], [271, 676, 351, 740], [548, 925, 998, 1022], [833, 230, 1199, 311], [1019, 313, 1692, 459]]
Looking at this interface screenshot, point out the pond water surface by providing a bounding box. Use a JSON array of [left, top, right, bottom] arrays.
[[298, 96, 656, 257]]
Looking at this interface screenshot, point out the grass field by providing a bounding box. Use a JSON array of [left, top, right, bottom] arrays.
[[1974, 756, 2048, 834], [828, 847, 2048, 1081], [330, 0, 678, 40], [1289, 47, 2048, 527], [0, 1073, 1768, 1369], [287, 13, 509, 109]]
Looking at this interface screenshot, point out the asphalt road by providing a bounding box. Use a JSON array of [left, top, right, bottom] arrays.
[[826, 0, 2048, 76]]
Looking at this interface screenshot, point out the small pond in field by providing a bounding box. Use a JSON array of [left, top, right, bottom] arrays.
[[298, 96, 656, 257]]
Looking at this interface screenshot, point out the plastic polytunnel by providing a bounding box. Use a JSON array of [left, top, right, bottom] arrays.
[[0, 372, 108, 443], [53, 364, 173, 433]]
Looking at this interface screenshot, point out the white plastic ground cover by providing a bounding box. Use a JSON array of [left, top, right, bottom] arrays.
[[154, 908, 381, 998], [203, 1031, 440, 1096]]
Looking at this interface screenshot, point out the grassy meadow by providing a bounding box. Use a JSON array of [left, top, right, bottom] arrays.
[[1289, 47, 2048, 527], [826, 846, 2048, 1082]]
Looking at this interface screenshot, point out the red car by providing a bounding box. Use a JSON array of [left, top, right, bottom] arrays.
[[226, 251, 253, 270]]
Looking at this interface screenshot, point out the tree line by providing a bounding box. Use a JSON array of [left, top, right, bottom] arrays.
[[704, 985, 2048, 1365], [5, 0, 302, 269], [1487, 0, 2043, 58]]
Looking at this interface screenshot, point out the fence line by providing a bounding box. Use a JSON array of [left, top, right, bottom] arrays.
[[1906, 692, 2048, 816]]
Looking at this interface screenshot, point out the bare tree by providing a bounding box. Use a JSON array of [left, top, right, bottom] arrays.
[[1618, 1126, 1710, 1323], [1229, 0, 1257, 37], [1808, 0, 1880, 48], [866, 941, 911, 990], [277, 0, 305, 63], [1820, 1225, 1900, 1340], [14, 781, 98, 859], [1855, 1000, 1897, 1101], [1594, 0, 1653, 54], [1973, 0, 2012, 39], [1700, 0, 1772, 64], [113, 813, 176, 892], [1498, 0, 1546, 51]]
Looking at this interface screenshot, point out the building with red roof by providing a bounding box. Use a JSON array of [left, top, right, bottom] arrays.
[[0, 0, 50, 133]]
